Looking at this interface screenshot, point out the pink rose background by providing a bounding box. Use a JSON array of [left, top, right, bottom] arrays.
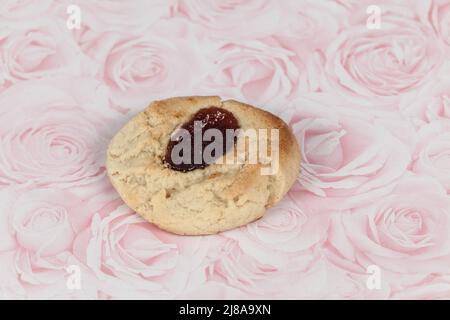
[[0, 0, 449, 300]]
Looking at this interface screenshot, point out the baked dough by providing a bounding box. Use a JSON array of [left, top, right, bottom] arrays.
[[106, 96, 300, 235]]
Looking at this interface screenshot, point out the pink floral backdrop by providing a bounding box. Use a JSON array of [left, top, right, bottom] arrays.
[[1, 0, 450, 300]]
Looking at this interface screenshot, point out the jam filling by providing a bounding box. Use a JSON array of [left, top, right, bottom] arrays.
[[164, 106, 240, 172]]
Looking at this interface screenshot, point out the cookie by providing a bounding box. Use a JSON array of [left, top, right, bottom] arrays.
[[106, 96, 300, 235]]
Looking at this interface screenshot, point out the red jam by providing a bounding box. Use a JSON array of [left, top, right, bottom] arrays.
[[164, 107, 240, 172]]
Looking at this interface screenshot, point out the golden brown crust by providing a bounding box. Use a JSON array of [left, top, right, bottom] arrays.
[[106, 96, 300, 235]]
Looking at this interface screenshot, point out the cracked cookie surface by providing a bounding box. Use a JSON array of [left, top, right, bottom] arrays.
[[106, 96, 300, 235]]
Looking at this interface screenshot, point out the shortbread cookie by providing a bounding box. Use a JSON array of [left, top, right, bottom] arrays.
[[106, 96, 300, 235]]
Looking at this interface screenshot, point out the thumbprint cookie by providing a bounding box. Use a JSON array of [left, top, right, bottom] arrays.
[[106, 96, 300, 235]]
